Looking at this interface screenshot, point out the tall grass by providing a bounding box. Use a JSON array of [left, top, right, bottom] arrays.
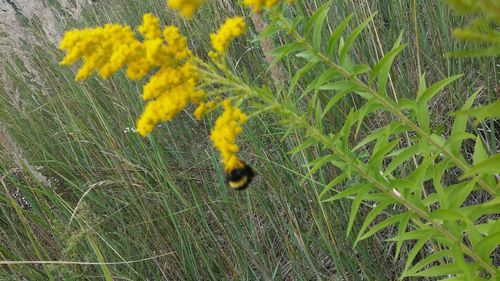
[[0, 0, 496, 279]]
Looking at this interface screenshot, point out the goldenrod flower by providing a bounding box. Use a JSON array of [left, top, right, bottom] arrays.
[[193, 100, 216, 119], [167, 0, 205, 18], [243, 0, 279, 13], [138, 13, 162, 40], [210, 17, 246, 54], [59, 13, 191, 81], [60, 13, 204, 137], [210, 100, 248, 171], [59, 24, 140, 80], [243, 0, 294, 13], [136, 85, 204, 136], [142, 62, 196, 100], [163, 26, 192, 60]]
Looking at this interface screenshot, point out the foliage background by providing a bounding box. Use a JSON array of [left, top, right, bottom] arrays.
[[0, 0, 497, 280]]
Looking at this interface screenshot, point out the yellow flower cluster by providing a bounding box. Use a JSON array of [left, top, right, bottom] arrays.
[[137, 82, 204, 136], [243, 0, 279, 12], [210, 100, 248, 171], [167, 0, 205, 18], [60, 13, 203, 137], [193, 100, 216, 120], [60, 12, 253, 177], [243, 0, 294, 13], [59, 24, 139, 81], [210, 17, 246, 54]]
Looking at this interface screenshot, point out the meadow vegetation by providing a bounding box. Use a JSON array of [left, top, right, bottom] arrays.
[[0, 0, 498, 280]]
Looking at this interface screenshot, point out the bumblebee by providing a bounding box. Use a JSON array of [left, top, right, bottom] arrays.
[[226, 162, 254, 190]]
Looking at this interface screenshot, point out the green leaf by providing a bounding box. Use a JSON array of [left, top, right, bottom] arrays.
[[440, 277, 489, 281], [354, 99, 384, 138], [321, 87, 355, 118], [429, 209, 470, 223], [288, 61, 318, 95], [87, 236, 113, 281], [319, 173, 348, 198], [304, 1, 330, 36], [404, 249, 452, 277], [295, 49, 319, 62], [370, 32, 405, 96], [460, 198, 500, 221], [462, 154, 500, 178], [303, 153, 338, 179], [370, 39, 405, 83], [347, 184, 371, 237], [308, 68, 342, 94], [429, 134, 446, 153], [473, 136, 489, 165], [354, 122, 407, 151], [356, 201, 391, 244], [384, 140, 427, 176], [357, 212, 410, 243], [417, 75, 463, 105], [416, 101, 430, 132], [315, 100, 323, 131], [408, 156, 433, 193], [394, 212, 412, 261], [339, 108, 355, 140], [406, 264, 462, 277], [476, 219, 500, 236], [476, 230, 500, 261], [327, 14, 354, 55], [339, 15, 375, 66], [319, 80, 358, 91], [322, 182, 369, 202], [456, 100, 500, 123], [289, 138, 316, 155], [311, 3, 331, 50], [396, 98, 416, 111], [445, 132, 476, 150], [369, 138, 400, 172], [352, 64, 371, 75], [270, 42, 304, 65], [447, 180, 476, 210], [417, 74, 427, 96], [402, 232, 435, 274], [386, 229, 435, 242], [450, 89, 481, 155]]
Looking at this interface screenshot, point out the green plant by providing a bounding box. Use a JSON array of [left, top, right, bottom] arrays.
[[247, 3, 500, 278], [447, 0, 500, 56], [59, 0, 499, 279], [2, 0, 497, 279]]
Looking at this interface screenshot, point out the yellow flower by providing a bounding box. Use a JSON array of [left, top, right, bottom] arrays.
[[137, 84, 204, 136], [210, 100, 248, 171], [142, 62, 196, 100], [210, 16, 246, 54], [167, 0, 205, 18], [163, 26, 192, 60], [59, 24, 139, 80], [243, 0, 278, 13], [60, 13, 192, 81], [243, 0, 294, 13], [60, 13, 204, 137], [193, 100, 215, 119], [138, 13, 161, 40]]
